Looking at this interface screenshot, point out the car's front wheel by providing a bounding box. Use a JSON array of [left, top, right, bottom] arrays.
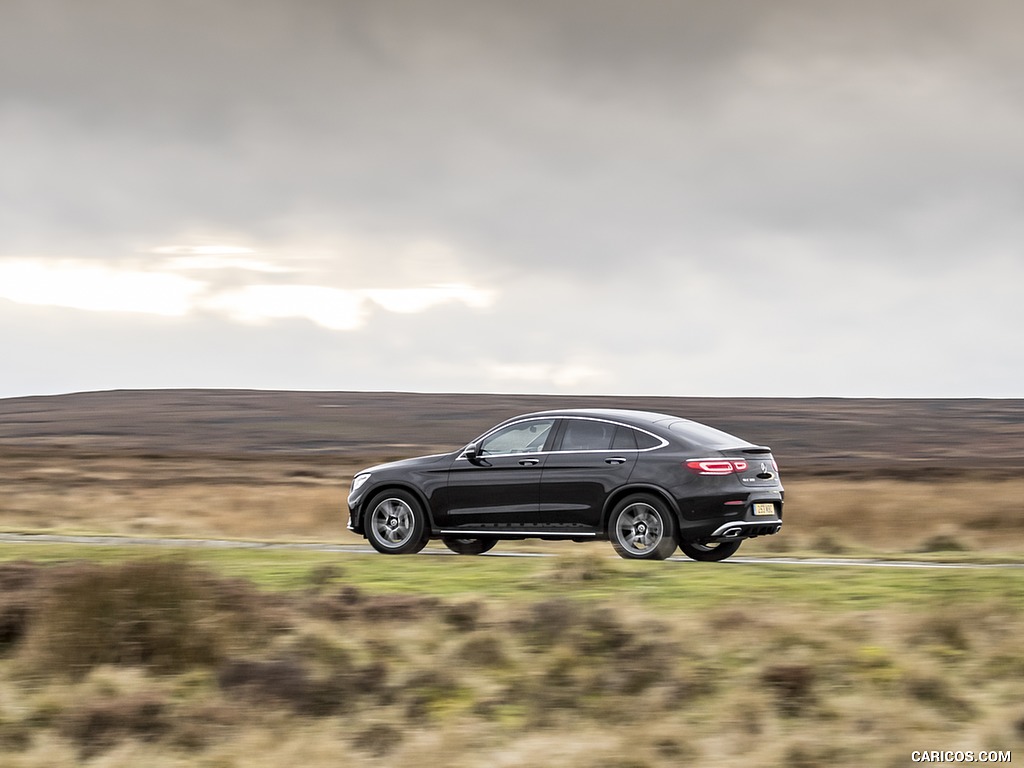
[[441, 537, 497, 555], [679, 540, 741, 562], [365, 489, 429, 554], [608, 495, 678, 560]]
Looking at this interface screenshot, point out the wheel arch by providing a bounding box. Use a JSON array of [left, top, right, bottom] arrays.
[[601, 484, 681, 534], [359, 482, 437, 532]]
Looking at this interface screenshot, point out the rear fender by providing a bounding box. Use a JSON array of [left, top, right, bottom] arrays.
[[601, 484, 682, 535]]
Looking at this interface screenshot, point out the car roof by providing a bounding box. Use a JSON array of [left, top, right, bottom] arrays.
[[500, 408, 756, 449], [509, 408, 682, 427]]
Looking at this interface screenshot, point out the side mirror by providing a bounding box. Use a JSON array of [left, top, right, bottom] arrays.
[[463, 443, 482, 464]]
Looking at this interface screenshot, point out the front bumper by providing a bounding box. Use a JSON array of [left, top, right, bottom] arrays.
[[346, 492, 365, 535]]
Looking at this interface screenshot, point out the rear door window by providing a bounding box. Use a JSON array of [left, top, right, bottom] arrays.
[[611, 426, 638, 450], [634, 430, 663, 450], [559, 419, 616, 451]]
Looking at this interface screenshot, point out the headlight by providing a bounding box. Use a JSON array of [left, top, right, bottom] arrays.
[[351, 473, 371, 492]]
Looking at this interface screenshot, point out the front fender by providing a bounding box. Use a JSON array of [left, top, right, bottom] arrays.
[[352, 482, 437, 536]]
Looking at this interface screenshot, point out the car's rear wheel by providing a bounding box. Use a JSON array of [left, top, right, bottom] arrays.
[[365, 490, 429, 554], [441, 537, 497, 555], [608, 495, 678, 560], [679, 540, 741, 562]]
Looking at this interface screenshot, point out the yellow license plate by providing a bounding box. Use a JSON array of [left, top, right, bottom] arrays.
[[753, 503, 776, 516]]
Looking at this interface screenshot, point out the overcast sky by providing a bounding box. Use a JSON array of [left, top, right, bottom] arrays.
[[2, 0, 1022, 399]]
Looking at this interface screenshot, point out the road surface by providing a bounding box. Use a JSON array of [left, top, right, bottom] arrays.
[[1, 533, 1020, 569]]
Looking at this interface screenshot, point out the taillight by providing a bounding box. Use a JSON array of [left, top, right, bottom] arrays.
[[685, 459, 748, 475]]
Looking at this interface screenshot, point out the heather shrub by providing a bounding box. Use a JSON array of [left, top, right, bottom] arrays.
[[217, 657, 348, 716], [58, 691, 169, 758], [25, 560, 227, 676]]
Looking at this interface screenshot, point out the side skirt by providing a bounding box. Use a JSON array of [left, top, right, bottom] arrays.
[[435, 527, 601, 541]]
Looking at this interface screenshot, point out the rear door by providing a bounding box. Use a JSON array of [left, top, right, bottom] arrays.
[[536, 418, 639, 528]]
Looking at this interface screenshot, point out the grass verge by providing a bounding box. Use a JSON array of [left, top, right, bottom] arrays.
[[0, 548, 1022, 767], [1, 543, 1022, 611]]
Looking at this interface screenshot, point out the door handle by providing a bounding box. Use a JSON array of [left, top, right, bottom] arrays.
[[605, 457, 627, 465], [518, 458, 540, 466]]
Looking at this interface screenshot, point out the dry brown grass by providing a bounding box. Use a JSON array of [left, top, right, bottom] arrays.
[[774, 477, 1024, 554], [0, 452, 366, 542], [3, 450, 1024, 556], [1, 482, 349, 541]]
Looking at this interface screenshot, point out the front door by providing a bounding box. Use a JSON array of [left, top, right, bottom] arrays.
[[441, 417, 557, 530]]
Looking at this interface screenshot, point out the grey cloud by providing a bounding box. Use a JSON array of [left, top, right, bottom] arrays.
[[2, 0, 1023, 396], [6, 0, 1021, 258]]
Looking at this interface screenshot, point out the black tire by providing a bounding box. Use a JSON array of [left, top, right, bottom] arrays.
[[679, 539, 742, 562], [607, 494, 678, 561], [364, 489, 429, 554], [441, 537, 498, 555]]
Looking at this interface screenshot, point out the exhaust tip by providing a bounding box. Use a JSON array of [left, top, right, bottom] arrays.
[[724, 527, 742, 538]]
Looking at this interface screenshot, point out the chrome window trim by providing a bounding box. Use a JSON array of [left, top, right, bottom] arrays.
[[455, 415, 669, 461]]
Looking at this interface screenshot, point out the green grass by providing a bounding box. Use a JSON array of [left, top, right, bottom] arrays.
[[2, 542, 1021, 612]]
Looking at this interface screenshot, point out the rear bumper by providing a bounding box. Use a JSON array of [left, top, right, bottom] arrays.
[[707, 520, 783, 541], [675, 490, 783, 543]]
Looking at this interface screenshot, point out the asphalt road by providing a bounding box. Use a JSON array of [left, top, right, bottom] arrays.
[[1, 533, 1021, 569]]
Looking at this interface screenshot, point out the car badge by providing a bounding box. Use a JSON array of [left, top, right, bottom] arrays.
[[760, 462, 767, 474]]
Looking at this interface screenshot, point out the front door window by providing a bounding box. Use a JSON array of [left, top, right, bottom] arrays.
[[480, 419, 555, 456]]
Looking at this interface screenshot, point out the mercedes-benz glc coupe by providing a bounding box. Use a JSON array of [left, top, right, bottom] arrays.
[[347, 409, 783, 561]]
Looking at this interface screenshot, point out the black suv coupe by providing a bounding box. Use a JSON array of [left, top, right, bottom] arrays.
[[347, 409, 783, 561]]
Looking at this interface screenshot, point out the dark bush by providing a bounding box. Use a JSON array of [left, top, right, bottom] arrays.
[[761, 663, 817, 716], [904, 673, 973, 716], [545, 553, 619, 583], [916, 613, 971, 652], [353, 722, 404, 756], [443, 600, 482, 632], [0, 561, 41, 592], [459, 631, 507, 667], [918, 531, 969, 553], [309, 588, 435, 624], [166, 701, 245, 751], [403, 668, 461, 721], [578, 607, 633, 655], [0, 599, 31, 651], [58, 692, 169, 758], [26, 559, 227, 676], [361, 594, 439, 621], [351, 659, 390, 697], [518, 598, 580, 648], [0, 562, 41, 653], [194, 571, 290, 634], [611, 640, 678, 695], [217, 657, 347, 716], [308, 585, 365, 621]]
